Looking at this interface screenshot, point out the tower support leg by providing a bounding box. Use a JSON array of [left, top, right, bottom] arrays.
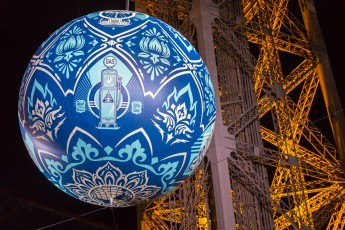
[[190, 0, 236, 229]]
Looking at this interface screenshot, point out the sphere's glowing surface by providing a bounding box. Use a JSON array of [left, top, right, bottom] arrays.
[[18, 10, 216, 207]]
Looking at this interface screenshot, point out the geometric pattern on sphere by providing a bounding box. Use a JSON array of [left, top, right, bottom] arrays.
[[18, 10, 216, 207]]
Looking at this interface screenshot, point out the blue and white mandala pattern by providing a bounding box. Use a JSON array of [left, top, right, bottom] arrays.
[[18, 10, 216, 207]]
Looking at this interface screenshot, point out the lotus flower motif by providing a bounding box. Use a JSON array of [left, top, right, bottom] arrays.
[[65, 162, 160, 207], [138, 27, 171, 80], [53, 26, 85, 79]]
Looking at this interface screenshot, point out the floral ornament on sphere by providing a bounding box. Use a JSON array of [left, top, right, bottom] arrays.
[[138, 27, 171, 81], [53, 26, 85, 79], [30, 99, 65, 141], [202, 71, 216, 116], [152, 84, 197, 145], [65, 162, 160, 207], [27, 80, 66, 141]]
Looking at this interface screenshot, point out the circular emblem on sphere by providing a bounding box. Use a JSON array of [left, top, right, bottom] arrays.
[[104, 56, 116, 68], [18, 10, 216, 207]]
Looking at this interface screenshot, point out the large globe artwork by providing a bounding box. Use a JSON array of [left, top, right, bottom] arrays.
[[18, 10, 216, 207]]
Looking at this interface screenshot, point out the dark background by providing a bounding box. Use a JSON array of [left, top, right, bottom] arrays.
[[1, 0, 344, 229]]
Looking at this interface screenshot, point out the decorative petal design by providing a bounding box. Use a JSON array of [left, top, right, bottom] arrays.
[[126, 171, 147, 189], [65, 162, 160, 207], [198, 68, 216, 118], [51, 25, 85, 79], [137, 27, 171, 81], [27, 80, 66, 141], [152, 84, 197, 145]]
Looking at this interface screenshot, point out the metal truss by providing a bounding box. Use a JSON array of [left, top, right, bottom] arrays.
[[142, 159, 211, 230], [135, 0, 345, 229]]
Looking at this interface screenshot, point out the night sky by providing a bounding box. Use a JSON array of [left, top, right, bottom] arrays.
[[1, 0, 344, 229]]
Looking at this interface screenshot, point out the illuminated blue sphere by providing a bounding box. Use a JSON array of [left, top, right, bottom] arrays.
[[18, 10, 215, 207]]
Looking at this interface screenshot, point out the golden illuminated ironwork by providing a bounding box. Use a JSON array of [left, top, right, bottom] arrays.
[[135, 0, 345, 229]]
